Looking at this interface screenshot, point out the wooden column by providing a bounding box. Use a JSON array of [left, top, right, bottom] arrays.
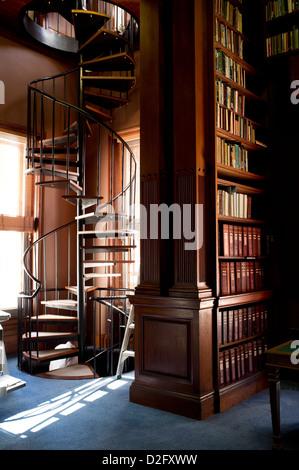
[[135, 0, 174, 296], [130, 0, 216, 420], [169, 0, 216, 299]]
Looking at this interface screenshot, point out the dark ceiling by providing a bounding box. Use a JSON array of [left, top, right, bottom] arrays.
[[0, 0, 140, 52]]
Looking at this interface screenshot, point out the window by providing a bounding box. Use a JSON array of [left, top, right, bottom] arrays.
[[0, 131, 34, 309]]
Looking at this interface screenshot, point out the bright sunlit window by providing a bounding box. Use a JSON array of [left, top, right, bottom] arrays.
[[0, 131, 31, 309]]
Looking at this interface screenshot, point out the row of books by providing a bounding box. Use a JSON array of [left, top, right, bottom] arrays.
[[218, 303, 268, 346], [216, 79, 246, 116], [215, 49, 246, 87], [220, 260, 264, 296], [266, 28, 299, 57], [216, 136, 248, 171], [221, 224, 262, 258], [217, 188, 252, 219], [265, 0, 299, 21], [214, 0, 243, 33], [215, 18, 244, 59], [216, 103, 256, 143], [219, 338, 266, 387]]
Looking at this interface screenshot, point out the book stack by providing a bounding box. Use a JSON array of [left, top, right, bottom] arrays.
[[217, 187, 252, 219], [221, 224, 262, 257], [218, 303, 268, 345], [220, 260, 264, 295], [216, 136, 248, 170], [214, 0, 243, 32], [266, 27, 299, 56], [215, 49, 246, 87], [215, 18, 244, 58], [216, 79, 245, 116], [265, 0, 299, 20], [216, 104, 256, 142], [219, 337, 266, 387]]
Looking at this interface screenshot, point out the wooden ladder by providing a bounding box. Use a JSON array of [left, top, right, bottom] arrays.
[[116, 304, 135, 379]]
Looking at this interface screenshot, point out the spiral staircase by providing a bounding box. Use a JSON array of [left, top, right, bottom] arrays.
[[17, 0, 139, 378]]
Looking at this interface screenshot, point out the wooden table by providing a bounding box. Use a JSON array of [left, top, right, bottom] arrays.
[[266, 340, 299, 450]]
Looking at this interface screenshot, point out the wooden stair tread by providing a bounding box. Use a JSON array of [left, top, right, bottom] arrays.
[[41, 299, 78, 311], [26, 167, 79, 180], [82, 76, 136, 92], [84, 91, 131, 109], [83, 245, 136, 253], [80, 52, 135, 72], [36, 180, 82, 194], [22, 332, 77, 339], [84, 273, 121, 280], [78, 28, 129, 56], [26, 156, 78, 166], [62, 195, 103, 209], [41, 134, 77, 146], [85, 104, 114, 122], [66, 286, 97, 294], [79, 229, 136, 235], [29, 147, 78, 155], [76, 211, 127, 222], [84, 261, 115, 267], [72, 10, 110, 42], [23, 348, 79, 362], [30, 314, 77, 322]]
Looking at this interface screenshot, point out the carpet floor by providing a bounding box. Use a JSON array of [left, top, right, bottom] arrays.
[[1, 356, 299, 455]]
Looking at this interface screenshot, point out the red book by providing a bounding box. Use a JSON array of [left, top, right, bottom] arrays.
[[249, 261, 255, 291], [252, 227, 257, 256], [222, 310, 228, 344], [241, 262, 247, 292], [257, 227, 262, 257], [246, 262, 250, 291], [255, 261, 262, 289], [238, 225, 243, 256], [252, 340, 258, 370], [219, 351, 225, 386], [229, 225, 234, 256], [255, 304, 260, 334], [247, 307, 252, 336], [236, 346, 241, 379], [252, 306, 256, 335], [240, 345, 246, 377], [234, 309, 239, 341], [220, 262, 230, 295], [238, 308, 243, 339], [248, 342, 253, 373], [233, 225, 239, 257], [235, 261, 242, 293], [230, 348, 236, 382], [223, 224, 229, 257], [243, 226, 248, 257], [243, 308, 248, 338], [224, 350, 231, 384], [218, 311, 223, 345], [230, 262, 236, 294], [247, 227, 253, 256], [247, 196, 252, 219], [228, 309, 234, 343]]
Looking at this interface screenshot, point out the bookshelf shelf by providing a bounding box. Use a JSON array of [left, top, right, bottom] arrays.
[[217, 163, 266, 182], [217, 178, 266, 194], [214, 0, 273, 412], [216, 128, 266, 150], [218, 290, 274, 308]]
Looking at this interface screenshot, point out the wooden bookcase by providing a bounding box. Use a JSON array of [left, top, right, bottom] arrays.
[[213, 0, 275, 412], [264, 0, 299, 58]]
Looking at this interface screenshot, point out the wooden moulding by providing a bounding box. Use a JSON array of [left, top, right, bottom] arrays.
[[217, 370, 268, 414], [129, 295, 216, 420]]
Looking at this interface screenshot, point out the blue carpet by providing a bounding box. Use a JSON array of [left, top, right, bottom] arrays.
[[1, 356, 299, 453]]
